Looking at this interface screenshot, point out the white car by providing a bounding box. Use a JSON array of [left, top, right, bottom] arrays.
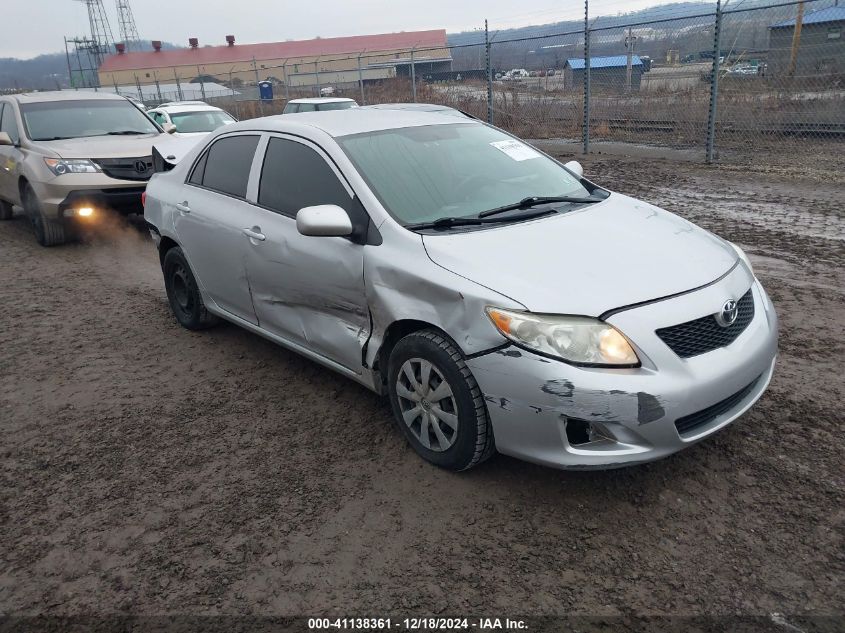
[[282, 98, 358, 114], [147, 101, 237, 137]]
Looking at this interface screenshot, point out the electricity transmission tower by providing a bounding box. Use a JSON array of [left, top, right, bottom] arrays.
[[115, 0, 142, 51], [73, 0, 116, 65]]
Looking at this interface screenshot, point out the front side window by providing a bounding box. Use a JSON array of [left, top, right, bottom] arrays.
[[296, 103, 317, 113], [20, 99, 159, 141], [338, 123, 591, 225], [169, 110, 236, 133], [191, 134, 259, 198], [0, 103, 20, 144], [258, 137, 355, 218]]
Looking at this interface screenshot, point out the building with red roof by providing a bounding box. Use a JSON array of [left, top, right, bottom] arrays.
[[98, 29, 452, 93]]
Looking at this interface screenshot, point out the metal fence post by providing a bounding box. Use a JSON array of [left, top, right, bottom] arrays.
[[282, 60, 290, 102], [706, 0, 724, 163], [411, 47, 417, 102], [485, 19, 493, 124], [583, 0, 591, 154], [357, 53, 365, 104], [173, 68, 183, 101], [134, 74, 142, 103], [252, 57, 264, 115], [315, 59, 321, 96], [154, 71, 162, 103], [197, 65, 206, 101]]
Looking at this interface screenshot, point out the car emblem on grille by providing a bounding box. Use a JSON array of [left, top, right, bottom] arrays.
[[134, 160, 148, 173], [715, 299, 739, 327]]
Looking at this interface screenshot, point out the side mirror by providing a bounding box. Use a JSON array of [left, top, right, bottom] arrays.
[[163, 123, 177, 134], [0, 132, 13, 146], [296, 205, 353, 237], [564, 160, 583, 178]]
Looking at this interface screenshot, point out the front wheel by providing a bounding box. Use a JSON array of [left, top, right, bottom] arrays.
[[22, 184, 66, 247], [162, 246, 219, 330], [387, 329, 495, 471]]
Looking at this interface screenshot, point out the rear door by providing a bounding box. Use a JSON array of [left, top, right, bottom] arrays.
[[243, 134, 371, 372], [173, 133, 265, 324]]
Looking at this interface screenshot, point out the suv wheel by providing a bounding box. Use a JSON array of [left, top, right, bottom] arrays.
[[387, 329, 495, 471], [0, 199, 13, 220], [22, 184, 66, 247], [162, 246, 219, 330]]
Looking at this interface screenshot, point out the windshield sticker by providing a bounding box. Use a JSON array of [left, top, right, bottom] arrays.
[[490, 140, 541, 161]]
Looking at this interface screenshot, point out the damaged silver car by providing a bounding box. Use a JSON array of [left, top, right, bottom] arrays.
[[143, 109, 778, 471]]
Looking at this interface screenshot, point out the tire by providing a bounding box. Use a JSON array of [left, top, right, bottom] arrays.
[[22, 184, 66, 247], [387, 329, 495, 471], [0, 199, 13, 220], [162, 246, 219, 330]]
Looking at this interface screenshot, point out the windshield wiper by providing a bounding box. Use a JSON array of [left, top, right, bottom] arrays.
[[33, 136, 75, 141], [478, 195, 604, 218], [405, 208, 557, 231], [105, 130, 153, 135]]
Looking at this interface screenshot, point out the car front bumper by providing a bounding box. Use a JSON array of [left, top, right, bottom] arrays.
[[466, 270, 778, 469]]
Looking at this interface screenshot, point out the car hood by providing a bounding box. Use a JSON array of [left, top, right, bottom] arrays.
[[153, 134, 206, 165], [38, 133, 162, 159], [421, 193, 738, 316]]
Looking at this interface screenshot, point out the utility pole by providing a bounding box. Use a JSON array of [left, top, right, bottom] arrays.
[[485, 19, 493, 124], [787, 0, 805, 77], [583, 0, 591, 154]]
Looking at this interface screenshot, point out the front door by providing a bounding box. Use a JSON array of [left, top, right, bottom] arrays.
[[174, 133, 262, 324], [243, 135, 371, 372], [0, 103, 24, 205]]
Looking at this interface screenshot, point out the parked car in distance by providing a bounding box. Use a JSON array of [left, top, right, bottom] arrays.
[[0, 90, 164, 245], [147, 101, 237, 137], [143, 109, 777, 472], [283, 97, 359, 114]]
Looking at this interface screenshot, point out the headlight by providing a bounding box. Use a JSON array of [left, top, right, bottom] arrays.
[[730, 242, 754, 276], [44, 158, 101, 176], [486, 308, 640, 366]]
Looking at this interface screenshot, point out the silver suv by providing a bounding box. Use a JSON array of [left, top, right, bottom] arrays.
[[143, 110, 777, 472], [0, 91, 163, 246]]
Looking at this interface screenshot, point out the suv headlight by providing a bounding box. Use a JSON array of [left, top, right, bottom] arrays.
[[486, 308, 639, 366], [44, 158, 101, 176], [729, 242, 754, 276]]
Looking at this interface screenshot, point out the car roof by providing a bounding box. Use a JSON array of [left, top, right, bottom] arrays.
[[11, 90, 129, 104], [220, 108, 476, 138], [288, 97, 356, 104], [153, 102, 225, 113]]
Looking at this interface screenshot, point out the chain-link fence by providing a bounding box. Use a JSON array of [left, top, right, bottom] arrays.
[[78, 0, 843, 163]]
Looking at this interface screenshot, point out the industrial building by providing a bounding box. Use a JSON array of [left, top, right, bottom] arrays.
[[768, 6, 845, 77], [563, 55, 644, 91], [97, 30, 452, 90]]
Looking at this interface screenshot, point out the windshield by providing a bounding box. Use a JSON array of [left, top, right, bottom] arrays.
[[21, 99, 159, 141], [338, 123, 591, 225], [170, 110, 236, 133], [318, 101, 357, 111]]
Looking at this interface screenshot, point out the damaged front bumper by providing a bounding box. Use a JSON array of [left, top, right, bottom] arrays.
[[466, 277, 778, 469]]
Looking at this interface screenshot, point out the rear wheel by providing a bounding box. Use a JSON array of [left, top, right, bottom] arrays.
[[22, 184, 66, 247], [0, 199, 13, 220], [162, 246, 219, 330], [387, 329, 495, 471]]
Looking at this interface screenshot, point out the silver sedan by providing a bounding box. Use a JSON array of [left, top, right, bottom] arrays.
[[143, 109, 777, 471]]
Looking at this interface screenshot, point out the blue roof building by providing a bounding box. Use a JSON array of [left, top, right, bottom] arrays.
[[563, 55, 645, 91], [767, 6, 845, 77]]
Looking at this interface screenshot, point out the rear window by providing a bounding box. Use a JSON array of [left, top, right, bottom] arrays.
[[190, 135, 259, 198], [317, 101, 357, 111]]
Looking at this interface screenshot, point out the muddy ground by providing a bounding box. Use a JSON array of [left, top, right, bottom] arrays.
[[1, 154, 842, 624]]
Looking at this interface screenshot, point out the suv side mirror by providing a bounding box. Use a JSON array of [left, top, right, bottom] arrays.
[[564, 160, 583, 178], [296, 205, 353, 237], [0, 132, 12, 146], [163, 123, 177, 134]]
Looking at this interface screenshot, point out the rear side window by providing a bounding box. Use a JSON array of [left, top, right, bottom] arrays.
[[297, 103, 316, 112], [190, 134, 259, 198], [258, 137, 354, 217]]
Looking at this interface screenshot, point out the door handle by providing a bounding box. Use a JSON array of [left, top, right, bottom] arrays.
[[242, 227, 266, 242], [175, 201, 191, 213]]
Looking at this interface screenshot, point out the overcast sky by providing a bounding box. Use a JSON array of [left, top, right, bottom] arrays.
[[5, 0, 700, 59]]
